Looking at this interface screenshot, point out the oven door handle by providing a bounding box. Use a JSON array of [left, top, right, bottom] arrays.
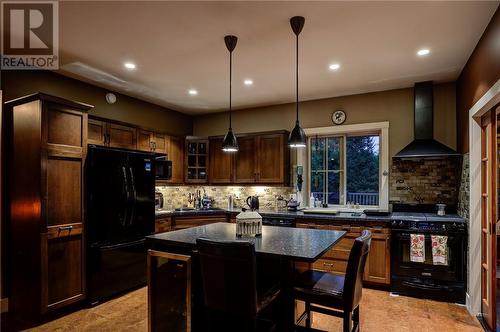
[[401, 280, 446, 290]]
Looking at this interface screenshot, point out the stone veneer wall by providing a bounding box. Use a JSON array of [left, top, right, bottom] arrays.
[[156, 185, 294, 210], [389, 156, 462, 206], [457, 153, 470, 221]]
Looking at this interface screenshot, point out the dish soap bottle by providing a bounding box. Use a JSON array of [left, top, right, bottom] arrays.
[[309, 193, 315, 208]]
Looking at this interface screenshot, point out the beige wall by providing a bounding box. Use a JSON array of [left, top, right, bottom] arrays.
[[194, 82, 456, 157], [1, 70, 193, 136]]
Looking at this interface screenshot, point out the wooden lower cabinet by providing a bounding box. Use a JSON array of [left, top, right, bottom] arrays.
[[363, 227, 391, 285], [173, 215, 227, 230], [296, 222, 390, 286], [44, 232, 85, 310], [155, 217, 172, 233]]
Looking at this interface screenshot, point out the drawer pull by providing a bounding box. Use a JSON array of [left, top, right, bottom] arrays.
[[323, 262, 334, 267], [58, 225, 73, 231], [341, 225, 350, 230]]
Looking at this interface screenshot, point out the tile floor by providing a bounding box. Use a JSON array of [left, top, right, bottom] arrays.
[[8, 287, 482, 332]]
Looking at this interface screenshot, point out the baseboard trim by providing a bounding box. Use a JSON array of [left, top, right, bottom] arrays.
[[0, 297, 8, 313]]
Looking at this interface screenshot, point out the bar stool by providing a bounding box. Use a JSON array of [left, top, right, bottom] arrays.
[[196, 238, 281, 332], [293, 230, 372, 332]]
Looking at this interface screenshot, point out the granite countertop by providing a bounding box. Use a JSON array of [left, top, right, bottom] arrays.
[[155, 207, 465, 223], [146, 222, 346, 262]]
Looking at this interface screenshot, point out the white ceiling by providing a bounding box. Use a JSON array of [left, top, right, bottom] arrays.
[[57, 1, 499, 115]]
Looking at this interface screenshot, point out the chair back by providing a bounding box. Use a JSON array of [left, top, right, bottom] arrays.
[[343, 230, 372, 311], [196, 238, 258, 318]]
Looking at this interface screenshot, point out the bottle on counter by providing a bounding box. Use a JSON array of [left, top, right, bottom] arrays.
[[309, 193, 315, 208]]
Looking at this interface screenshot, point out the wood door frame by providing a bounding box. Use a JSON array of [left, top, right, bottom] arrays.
[[467, 79, 500, 317], [479, 109, 497, 329]]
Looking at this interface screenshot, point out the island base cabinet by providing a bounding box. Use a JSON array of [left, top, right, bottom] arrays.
[[148, 250, 192, 332]]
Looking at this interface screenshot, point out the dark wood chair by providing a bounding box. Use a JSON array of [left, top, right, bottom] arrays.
[[196, 238, 281, 332], [293, 230, 372, 332]]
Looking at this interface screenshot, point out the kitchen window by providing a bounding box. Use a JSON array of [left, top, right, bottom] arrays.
[[304, 122, 389, 209]]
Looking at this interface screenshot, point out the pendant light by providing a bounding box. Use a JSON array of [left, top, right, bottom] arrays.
[[222, 35, 239, 152], [288, 16, 307, 148]]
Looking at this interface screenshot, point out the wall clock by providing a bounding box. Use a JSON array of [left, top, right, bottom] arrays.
[[332, 110, 346, 125]]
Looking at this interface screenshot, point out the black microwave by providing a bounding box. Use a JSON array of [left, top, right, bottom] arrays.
[[155, 156, 172, 180]]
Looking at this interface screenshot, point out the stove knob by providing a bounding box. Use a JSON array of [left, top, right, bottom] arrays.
[[399, 221, 404, 227], [391, 221, 397, 227], [442, 224, 446, 231]]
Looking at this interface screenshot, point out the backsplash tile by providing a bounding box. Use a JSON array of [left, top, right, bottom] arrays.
[[156, 185, 294, 210], [457, 153, 470, 221], [389, 156, 462, 206]]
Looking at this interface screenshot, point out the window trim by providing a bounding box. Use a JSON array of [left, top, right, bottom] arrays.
[[300, 122, 389, 210]]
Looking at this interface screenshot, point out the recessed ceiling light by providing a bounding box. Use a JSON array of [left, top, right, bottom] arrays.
[[417, 49, 430, 56], [329, 63, 340, 71], [188, 89, 198, 95], [124, 62, 136, 70], [244, 79, 253, 86]]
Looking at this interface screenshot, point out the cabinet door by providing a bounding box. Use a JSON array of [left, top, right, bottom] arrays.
[[43, 228, 85, 312], [257, 134, 284, 183], [168, 136, 184, 184], [154, 132, 169, 154], [88, 119, 106, 145], [209, 139, 233, 183], [234, 136, 257, 183], [107, 123, 137, 150], [137, 130, 153, 152], [155, 217, 172, 233], [363, 228, 391, 285]]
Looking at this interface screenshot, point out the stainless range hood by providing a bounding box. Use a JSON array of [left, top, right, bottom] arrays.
[[394, 81, 460, 158]]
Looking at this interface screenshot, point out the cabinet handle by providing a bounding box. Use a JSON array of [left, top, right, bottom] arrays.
[[58, 225, 73, 231]]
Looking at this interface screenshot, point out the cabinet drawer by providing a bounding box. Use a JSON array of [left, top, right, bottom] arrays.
[[155, 218, 171, 233], [312, 259, 347, 274], [174, 216, 226, 230], [363, 226, 390, 234], [47, 224, 83, 239]]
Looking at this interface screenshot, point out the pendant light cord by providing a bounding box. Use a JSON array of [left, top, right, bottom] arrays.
[[229, 49, 232, 130], [295, 32, 299, 124]]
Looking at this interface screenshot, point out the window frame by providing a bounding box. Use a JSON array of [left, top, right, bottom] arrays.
[[301, 122, 389, 210]]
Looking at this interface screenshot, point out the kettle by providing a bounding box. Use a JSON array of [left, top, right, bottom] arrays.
[[246, 195, 259, 211]]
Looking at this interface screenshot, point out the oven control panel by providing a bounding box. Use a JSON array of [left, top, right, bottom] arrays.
[[391, 220, 466, 232]]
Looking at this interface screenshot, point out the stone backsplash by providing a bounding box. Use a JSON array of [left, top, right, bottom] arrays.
[[457, 153, 470, 221], [156, 185, 294, 210], [389, 156, 462, 206]]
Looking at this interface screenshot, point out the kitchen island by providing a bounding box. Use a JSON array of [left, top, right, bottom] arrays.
[[146, 223, 346, 331]]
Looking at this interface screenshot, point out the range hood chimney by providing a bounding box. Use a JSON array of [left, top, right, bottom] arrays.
[[394, 81, 459, 158]]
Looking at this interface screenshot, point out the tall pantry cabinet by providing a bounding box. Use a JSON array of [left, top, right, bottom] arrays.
[[6, 93, 92, 319]]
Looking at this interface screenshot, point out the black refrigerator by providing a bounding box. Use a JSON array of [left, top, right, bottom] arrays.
[[86, 145, 155, 304]]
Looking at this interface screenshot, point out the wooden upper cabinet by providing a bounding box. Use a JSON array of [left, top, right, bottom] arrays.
[[153, 132, 168, 154], [107, 123, 137, 150], [257, 133, 287, 183], [209, 138, 233, 183], [234, 136, 257, 183], [168, 136, 184, 184], [137, 129, 154, 152], [87, 119, 106, 145]]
